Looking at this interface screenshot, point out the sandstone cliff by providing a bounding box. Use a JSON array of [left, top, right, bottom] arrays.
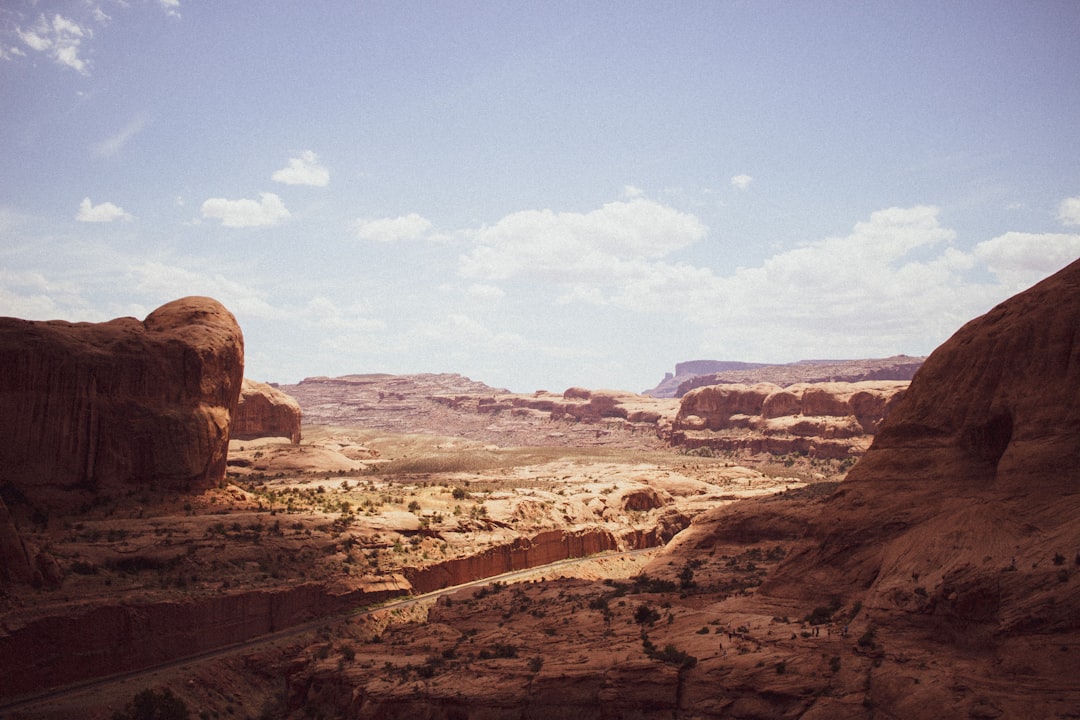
[[233, 378, 302, 444], [671, 380, 907, 458], [0, 297, 244, 504], [764, 260, 1080, 621]]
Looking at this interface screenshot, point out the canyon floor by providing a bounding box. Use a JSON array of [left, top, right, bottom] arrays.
[[2, 399, 850, 719]]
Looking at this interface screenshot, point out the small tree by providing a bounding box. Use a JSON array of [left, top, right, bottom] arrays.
[[112, 688, 190, 720]]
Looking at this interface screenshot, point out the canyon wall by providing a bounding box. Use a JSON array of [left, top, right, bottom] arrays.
[[0, 579, 408, 699], [404, 528, 622, 594], [763, 257, 1080, 636], [0, 297, 244, 504], [233, 378, 303, 444]]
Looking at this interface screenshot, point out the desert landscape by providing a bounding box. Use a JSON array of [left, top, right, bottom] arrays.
[[1, 259, 1079, 719]]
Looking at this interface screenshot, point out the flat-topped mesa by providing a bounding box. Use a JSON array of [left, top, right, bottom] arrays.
[[0, 297, 244, 505], [233, 378, 302, 444]]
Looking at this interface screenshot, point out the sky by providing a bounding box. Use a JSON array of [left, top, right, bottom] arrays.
[[2, 1, 1079, 393]]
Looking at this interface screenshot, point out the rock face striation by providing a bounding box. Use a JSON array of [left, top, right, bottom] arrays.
[[671, 380, 908, 458], [233, 378, 302, 443], [0, 297, 244, 505]]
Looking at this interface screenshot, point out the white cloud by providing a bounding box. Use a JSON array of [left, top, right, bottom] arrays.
[[0, 44, 27, 61], [355, 213, 432, 242], [17, 14, 91, 74], [159, 0, 182, 19], [123, 260, 277, 318], [76, 197, 133, 222], [200, 192, 290, 228], [1059, 196, 1080, 226], [458, 197, 707, 281], [413, 313, 529, 354], [973, 232, 1080, 288], [272, 150, 330, 187], [674, 206, 1061, 362], [92, 115, 151, 158], [731, 174, 754, 190]]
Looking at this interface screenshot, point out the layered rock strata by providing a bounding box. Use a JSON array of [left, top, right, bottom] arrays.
[[671, 380, 907, 458]]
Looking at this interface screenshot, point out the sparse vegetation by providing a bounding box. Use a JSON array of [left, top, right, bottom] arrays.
[[112, 688, 189, 720]]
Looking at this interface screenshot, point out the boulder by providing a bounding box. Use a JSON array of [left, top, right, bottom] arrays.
[[0, 296, 244, 505], [233, 378, 302, 443]]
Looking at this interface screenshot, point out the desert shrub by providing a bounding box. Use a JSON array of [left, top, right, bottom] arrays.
[[804, 597, 842, 625], [646, 642, 697, 670], [634, 603, 661, 626], [452, 487, 468, 500], [112, 688, 189, 720]]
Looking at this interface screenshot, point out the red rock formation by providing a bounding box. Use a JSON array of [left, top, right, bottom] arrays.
[[764, 257, 1080, 638], [671, 380, 907, 457], [233, 378, 302, 443], [0, 297, 244, 504], [403, 528, 622, 594], [0, 579, 408, 699], [676, 382, 778, 430]]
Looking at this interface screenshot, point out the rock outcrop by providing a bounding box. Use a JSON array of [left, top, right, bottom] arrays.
[[763, 257, 1080, 647], [233, 378, 302, 443], [0, 297, 244, 505], [671, 380, 907, 458]]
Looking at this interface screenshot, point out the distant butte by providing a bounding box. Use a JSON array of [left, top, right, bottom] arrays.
[[644, 354, 925, 397]]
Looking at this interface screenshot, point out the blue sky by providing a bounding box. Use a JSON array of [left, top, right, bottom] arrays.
[[2, 1, 1079, 393]]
